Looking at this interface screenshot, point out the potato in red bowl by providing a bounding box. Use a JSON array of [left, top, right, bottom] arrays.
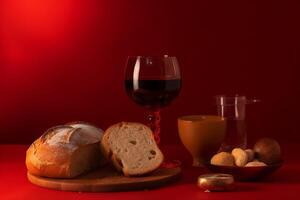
[[206, 161, 283, 181]]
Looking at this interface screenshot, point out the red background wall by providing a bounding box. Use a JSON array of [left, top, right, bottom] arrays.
[[0, 0, 299, 145]]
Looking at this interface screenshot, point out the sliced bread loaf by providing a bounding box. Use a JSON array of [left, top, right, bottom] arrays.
[[101, 122, 164, 176]]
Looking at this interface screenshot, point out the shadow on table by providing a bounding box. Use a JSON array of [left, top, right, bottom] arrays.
[[260, 165, 300, 184]]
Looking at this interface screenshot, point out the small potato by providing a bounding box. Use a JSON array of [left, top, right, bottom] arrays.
[[245, 149, 255, 162], [210, 152, 235, 166], [245, 160, 267, 167], [253, 138, 281, 165], [231, 148, 248, 167]]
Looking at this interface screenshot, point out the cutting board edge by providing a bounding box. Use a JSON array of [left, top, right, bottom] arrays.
[[27, 167, 182, 192]]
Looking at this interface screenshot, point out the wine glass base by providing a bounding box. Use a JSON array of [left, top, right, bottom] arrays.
[[160, 160, 181, 168]]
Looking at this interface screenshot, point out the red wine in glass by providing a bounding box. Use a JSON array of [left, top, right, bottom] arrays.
[[125, 56, 181, 167], [125, 79, 181, 109]]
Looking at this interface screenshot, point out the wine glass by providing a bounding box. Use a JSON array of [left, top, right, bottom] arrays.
[[124, 55, 181, 145]]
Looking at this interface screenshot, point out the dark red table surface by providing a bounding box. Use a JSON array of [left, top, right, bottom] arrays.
[[1, 144, 300, 200]]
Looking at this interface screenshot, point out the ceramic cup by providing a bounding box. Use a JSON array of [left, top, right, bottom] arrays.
[[178, 115, 226, 167]]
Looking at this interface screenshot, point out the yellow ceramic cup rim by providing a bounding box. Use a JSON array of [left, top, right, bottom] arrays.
[[178, 115, 225, 122]]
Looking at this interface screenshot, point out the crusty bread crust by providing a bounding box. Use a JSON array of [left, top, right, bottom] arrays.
[[26, 138, 73, 178], [100, 125, 123, 172], [26, 123, 105, 178], [100, 122, 164, 176]]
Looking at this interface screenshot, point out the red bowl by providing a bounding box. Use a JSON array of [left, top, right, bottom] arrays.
[[206, 162, 283, 181]]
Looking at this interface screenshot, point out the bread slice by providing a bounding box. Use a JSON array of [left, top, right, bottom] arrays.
[[101, 122, 164, 176], [26, 122, 105, 178]]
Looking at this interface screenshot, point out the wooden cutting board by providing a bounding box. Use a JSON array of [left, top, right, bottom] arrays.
[[27, 165, 181, 192]]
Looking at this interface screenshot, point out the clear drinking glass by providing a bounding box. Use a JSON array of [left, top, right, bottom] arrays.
[[215, 95, 259, 152]]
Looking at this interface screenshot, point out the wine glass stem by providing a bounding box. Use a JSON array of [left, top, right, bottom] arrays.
[[147, 109, 161, 144]]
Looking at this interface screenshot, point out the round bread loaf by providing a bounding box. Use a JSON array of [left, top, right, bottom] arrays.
[[26, 122, 105, 178]]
